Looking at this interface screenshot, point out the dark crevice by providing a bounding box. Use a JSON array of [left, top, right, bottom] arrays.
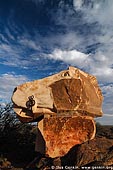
[[65, 85, 72, 104]]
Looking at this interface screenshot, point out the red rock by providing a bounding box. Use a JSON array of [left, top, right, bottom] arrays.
[[40, 116, 96, 158]]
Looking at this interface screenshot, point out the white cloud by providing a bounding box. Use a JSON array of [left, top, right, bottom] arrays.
[[48, 49, 89, 68], [0, 0, 113, 124], [72, 0, 113, 61], [47, 48, 113, 84], [44, 32, 83, 50], [73, 0, 113, 24], [101, 85, 113, 96], [101, 84, 113, 115], [19, 38, 41, 51], [73, 0, 83, 10], [0, 73, 29, 103], [94, 83, 113, 124], [0, 40, 39, 68], [96, 115, 113, 125], [104, 114, 113, 117], [72, 2, 113, 59]]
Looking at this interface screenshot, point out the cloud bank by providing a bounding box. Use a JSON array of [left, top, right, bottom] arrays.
[[0, 0, 113, 124], [0, 73, 28, 105], [48, 49, 113, 84]]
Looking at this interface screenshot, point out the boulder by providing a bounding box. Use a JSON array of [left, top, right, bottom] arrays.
[[26, 137, 113, 169], [12, 66, 103, 157], [61, 137, 113, 167], [12, 66, 103, 121], [43, 116, 96, 158]]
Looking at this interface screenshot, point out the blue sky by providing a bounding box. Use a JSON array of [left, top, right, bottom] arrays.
[[0, 0, 113, 124]]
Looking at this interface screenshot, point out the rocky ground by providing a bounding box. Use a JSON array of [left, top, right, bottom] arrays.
[[1, 124, 113, 170]]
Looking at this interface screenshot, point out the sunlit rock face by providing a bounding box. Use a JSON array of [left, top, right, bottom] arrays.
[[12, 66, 103, 157], [43, 116, 96, 158], [12, 66, 103, 120]]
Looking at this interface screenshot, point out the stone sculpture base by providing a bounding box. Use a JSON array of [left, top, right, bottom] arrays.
[[38, 116, 96, 158]]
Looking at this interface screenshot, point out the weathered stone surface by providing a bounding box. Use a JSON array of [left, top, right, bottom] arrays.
[[26, 137, 113, 169], [61, 137, 113, 167], [42, 116, 96, 158], [12, 66, 103, 122], [11, 66, 103, 158]]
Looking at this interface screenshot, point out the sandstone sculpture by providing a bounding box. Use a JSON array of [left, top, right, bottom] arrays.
[[12, 66, 103, 158]]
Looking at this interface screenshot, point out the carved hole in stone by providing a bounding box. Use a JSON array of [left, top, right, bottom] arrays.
[[62, 71, 70, 77]]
